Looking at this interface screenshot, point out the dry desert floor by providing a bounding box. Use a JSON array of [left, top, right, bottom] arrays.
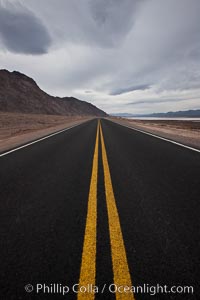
[[0, 112, 92, 153]]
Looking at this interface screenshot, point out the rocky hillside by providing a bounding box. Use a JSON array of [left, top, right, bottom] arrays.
[[0, 70, 107, 116]]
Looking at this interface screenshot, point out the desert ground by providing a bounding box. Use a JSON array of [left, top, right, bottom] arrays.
[[110, 117, 200, 150], [0, 112, 92, 153]]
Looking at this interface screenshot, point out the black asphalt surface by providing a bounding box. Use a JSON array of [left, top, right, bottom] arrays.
[[0, 118, 200, 300]]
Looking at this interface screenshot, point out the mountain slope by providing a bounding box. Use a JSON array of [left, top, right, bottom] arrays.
[[0, 70, 107, 116]]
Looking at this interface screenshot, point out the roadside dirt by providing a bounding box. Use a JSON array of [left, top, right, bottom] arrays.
[[0, 112, 92, 153], [110, 117, 200, 150]]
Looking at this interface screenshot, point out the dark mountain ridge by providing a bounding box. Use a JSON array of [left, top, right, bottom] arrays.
[[0, 69, 107, 116]]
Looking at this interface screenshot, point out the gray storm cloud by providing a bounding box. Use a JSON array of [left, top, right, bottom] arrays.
[[0, 2, 51, 54], [110, 84, 151, 96], [128, 98, 192, 106], [24, 0, 141, 48]]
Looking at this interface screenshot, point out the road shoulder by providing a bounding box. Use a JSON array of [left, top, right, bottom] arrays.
[[108, 117, 200, 150]]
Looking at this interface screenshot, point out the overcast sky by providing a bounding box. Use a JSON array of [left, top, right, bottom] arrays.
[[0, 0, 200, 114]]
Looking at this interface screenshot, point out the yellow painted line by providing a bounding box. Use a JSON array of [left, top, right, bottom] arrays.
[[100, 122, 135, 300], [78, 121, 100, 300]]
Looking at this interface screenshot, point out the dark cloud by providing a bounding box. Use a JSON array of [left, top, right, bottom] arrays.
[[128, 96, 200, 106], [0, 3, 51, 54], [110, 84, 150, 95], [24, 0, 141, 49]]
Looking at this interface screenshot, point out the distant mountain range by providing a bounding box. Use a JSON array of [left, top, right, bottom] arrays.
[[112, 109, 200, 118], [0, 70, 107, 117]]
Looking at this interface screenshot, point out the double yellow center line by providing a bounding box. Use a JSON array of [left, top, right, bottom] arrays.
[[78, 121, 135, 300]]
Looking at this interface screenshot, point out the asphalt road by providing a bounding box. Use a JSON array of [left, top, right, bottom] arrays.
[[0, 118, 200, 300]]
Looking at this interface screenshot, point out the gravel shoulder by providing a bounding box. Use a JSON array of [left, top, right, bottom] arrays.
[[109, 117, 200, 150]]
